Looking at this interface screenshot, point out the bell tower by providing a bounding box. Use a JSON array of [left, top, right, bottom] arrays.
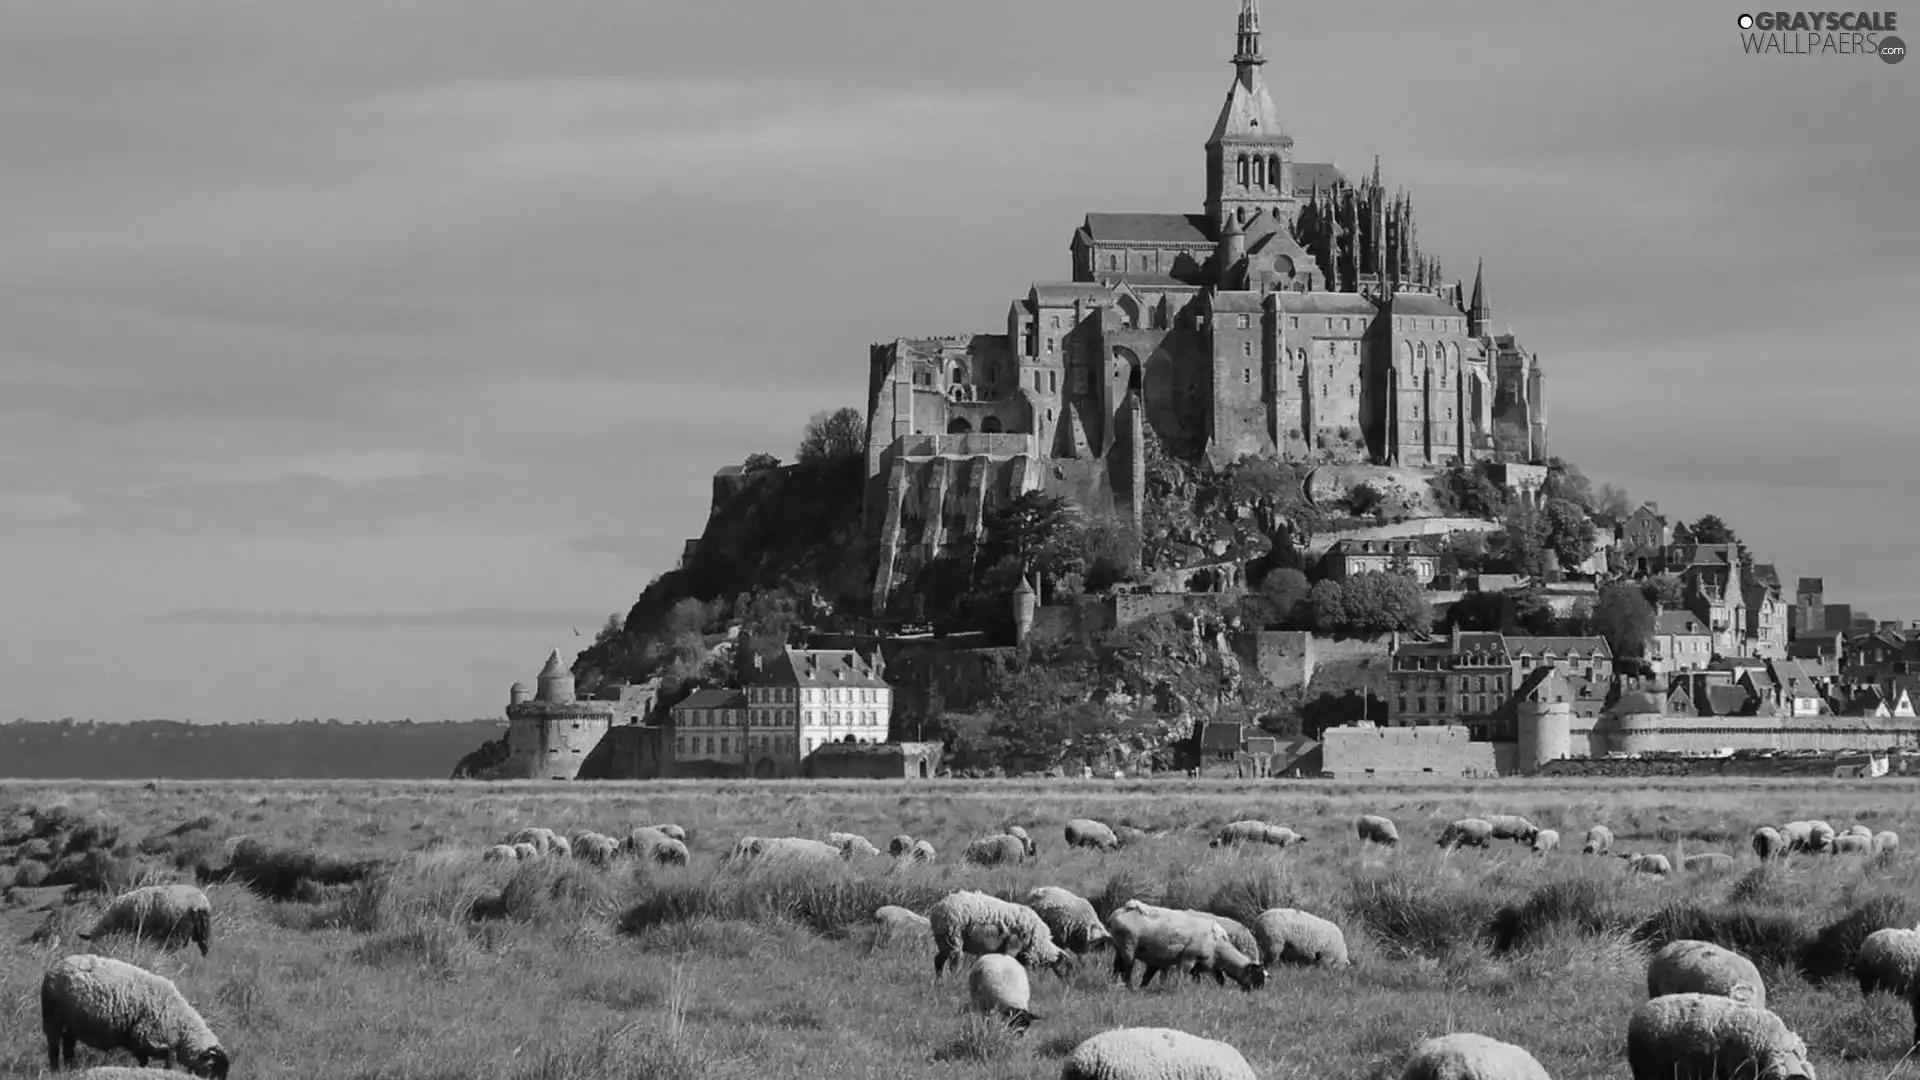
[[1204, 0, 1295, 234]]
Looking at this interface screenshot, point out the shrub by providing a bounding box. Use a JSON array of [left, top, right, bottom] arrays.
[[215, 839, 383, 900], [1632, 902, 1807, 970], [1488, 877, 1632, 954], [1800, 894, 1920, 983], [1347, 869, 1496, 961]]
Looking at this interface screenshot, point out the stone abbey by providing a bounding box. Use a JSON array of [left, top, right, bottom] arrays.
[[864, 0, 1548, 610]]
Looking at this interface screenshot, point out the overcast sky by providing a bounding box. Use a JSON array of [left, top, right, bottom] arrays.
[[0, 1, 1912, 724]]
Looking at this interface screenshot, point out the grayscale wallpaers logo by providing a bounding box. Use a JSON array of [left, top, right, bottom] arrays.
[[1737, 10, 1905, 61]]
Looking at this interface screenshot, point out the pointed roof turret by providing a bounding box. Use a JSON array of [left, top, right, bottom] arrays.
[[1468, 259, 1491, 336], [539, 649, 565, 679], [1209, 0, 1286, 143], [1233, 0, 1264, 67]]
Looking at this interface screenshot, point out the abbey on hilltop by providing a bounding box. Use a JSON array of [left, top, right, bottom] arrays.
[[864, 0, 1549, 610]]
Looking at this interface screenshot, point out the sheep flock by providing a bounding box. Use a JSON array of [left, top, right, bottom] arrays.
[[11, 800, 1920, 1078]]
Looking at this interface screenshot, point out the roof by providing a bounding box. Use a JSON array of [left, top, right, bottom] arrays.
[[671, 688, 746, 711], [1797, 577, 1824, 591], [1329, 536, 1441, 557], [1700, 685, 1755, 717], [1278, 292, 1380, 316], [1471, 574, 1530, 593], [1099, 272, 1192, 288], [1507, 636, 1614, 659], [1654, 611, 1709, 636], [538, 650, 566, 679], [1208, 66, 1287, 144], [1516, 665, 1573, 704], [1201, 722, 1245, 752], [1080, 213, 1214, 246], [1669, 543, 1738, 568], [1291, 161, 1346, 194], [1210, 291, 1269, 313], [1030, 283, 1114, 306], [1606, 689, 1666, 717], [758, 648, 890, 690], [1386, 293, 1468, 318]]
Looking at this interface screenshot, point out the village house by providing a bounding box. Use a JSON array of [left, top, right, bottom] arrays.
[[1320, 537, 1440, 583], [1649, 610, 1713, 674]]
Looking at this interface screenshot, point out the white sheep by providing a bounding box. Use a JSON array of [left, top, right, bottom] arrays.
[[1105, 900, 1266, 992], [1778, 821, 1814, 853], [1751, 827, 1784, 860], [1485, 815, 1540, 844], [78, 884, 212, 957], [1646, 939, 1767, 1009], [828, 831, 881, 857], [1683, 853, 1736, 874], [927, 890, 1072, 977], [570, 832, 620, 867], [1252, 907, 1351, 968], [888, 834, 916, 857], [1873, 830, 1900, 854], [1058, 1027, 1258, 1080], [1114, 825, 1151, 846], [1005, 825, 1037, 857], [968, 954, 1039, 1031], [1355, 814, 1400, 846], [1530, 829, 1560, 854], [1805, 820, 1836, 853], [1438, 818, 1495, 849], [872, 905, 933, 950], [482, 844, 518, 863], [1854, 925, 1920, 997], [1025, 886, 1112, 953], [1621, 853, 1672, 877], [965, 834, 1032, 865], [910, 839, 937, 863], [1624, 993, 1813, 1080], [545, 834, 572, 859], [1066, 818, 1121, 850], [41, 954, 230, 1078], [1209, 820, 1302, 848], [505, 826, 557, 855], [1843, 824, 1873, 840], [737, 836, 836, 863], [629, 827, 691, 865], [1584, 825, 1616, 855], [510, 842, 540, 861], [1182, 912, 1260, 983], [647, 823, 688, 843], [1830, 834, 1870, 856], [1400, 1032, 1552, 1080]]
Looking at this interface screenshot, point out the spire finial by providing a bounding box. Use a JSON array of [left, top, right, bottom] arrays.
[[1233, 0, 1264, 66]]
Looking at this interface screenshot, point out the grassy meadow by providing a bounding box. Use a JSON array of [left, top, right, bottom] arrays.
[[2, 777, 1919, 1080]]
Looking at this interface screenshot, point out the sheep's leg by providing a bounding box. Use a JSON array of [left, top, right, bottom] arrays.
[[1140, 964, 1162, 987], [1111, 953, 1134, 987], [934, 949, 952, 977], [60, 1034, 76, 1069]]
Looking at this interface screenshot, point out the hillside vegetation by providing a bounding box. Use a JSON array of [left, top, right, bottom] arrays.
[[0, 778, 1915, 1080]]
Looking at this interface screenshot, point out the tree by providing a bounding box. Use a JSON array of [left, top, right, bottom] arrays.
[[1540, 497, 1597, 570], [1346, 483, 1387, 518], [983, 491, 1077, 569], [1591, 582, 1657, 658], [1445, 590, 1507, 632], [795, 406, 866, 467], [1512, 591, 1556, 635], [1688, 514, 1736, 545], [1594, 482, 1633, 523], [1307, 572, 1430, 634], [1243, 568, 1311, 629], [1640, 573, 1685, 609], [741, 452, 780, 472], [1429, 464, 1509, 520], [1541, 458, 1594, 513], [1437, 532, 1490, 576], [1497, 506, 1550, 578]]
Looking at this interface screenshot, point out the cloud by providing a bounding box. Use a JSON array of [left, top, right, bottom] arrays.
[[156, 607, 600, 630]]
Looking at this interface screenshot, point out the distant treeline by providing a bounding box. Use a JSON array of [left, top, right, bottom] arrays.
[[0, 719, 503, 780]]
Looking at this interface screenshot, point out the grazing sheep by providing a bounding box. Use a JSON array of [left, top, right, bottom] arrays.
[[965, 834, 1032, 866], [1438, 818, 1495, 849], [1647, 940, 1767, 1009], [968, 954, 1039, 1031], [1485, 815, 1540, 844], [1182, 912, 1260, 982], [628, 826, 680, 859], [1683, 853, 1736, 874], [510, 842, 540, 861], [1066, 818, 1121, 851], [570, 832, 620, 867], [1058, 1027, 1258, 1080], [828, 832, 881, 858], [1805, 820, 1836, 854], [1209, 820, 1303, 848], [1530, 829, 1560, 855], [1751, 827, 1784, 860], [1355, 814, 1400, 846], [1873, 830, 1900, 854], [1025, 886, 1112, 953], [1251, 907, 1351, 968], [1854, 925, 1920, 997], [1105, 900, 1266, 992], [1400, 1032, 1553, 1080], [482, 844, 519, 863], [1830, 834, 1870, 856], [41, 954, 231, 1078], [1114, 825, 1150, 847], [872, 905, 933, 949], [1005, 825, 1036, 857], [910, 839, 937, 863], [888, 835, 915, 857], [545, 835, 571, 859], [1621, 853, 1673, 877], [1584, 825, 1616, 855], [1843, 824, 1873, 840], [1624, 993, 1813, 1080], [505, 827, 558, 855], [738, 836, 837, 863], [1778, 821, 1815, 853], [78, 884, 212, 957], [927, 890, 1072, 977]]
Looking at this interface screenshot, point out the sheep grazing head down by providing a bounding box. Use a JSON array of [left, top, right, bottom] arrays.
[[188, 1046, 232, 1080]]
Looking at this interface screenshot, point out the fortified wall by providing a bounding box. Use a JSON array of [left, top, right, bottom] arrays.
[[1320, 724, 1512, 779]]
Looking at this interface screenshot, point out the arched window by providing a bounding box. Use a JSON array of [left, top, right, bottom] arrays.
[[1252, 156, 1265, 187], [1400, 341, 1413, 369], [1045, 408, 1054, 423], [1237, 155, 1249, 186], [1269, 155, 1281, 188], [951, 365, 963, 385], [1047, 371, 1057, 393], [946, 417, 972, 434], [1416, 342, 1427, 362], [981, 416, 1003, 433]]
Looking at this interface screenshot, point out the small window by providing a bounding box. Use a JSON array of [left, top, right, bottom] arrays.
[[1236, 314, 1250, 330], [1242, 342, 1252, 357], [1243, 368, 1252, 384]]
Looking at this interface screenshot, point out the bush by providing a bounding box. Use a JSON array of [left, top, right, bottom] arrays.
[[1632, 903, 1807, 970], [1800, 895, 1920, 983], [215, 839, 383, 900], [1488, 877, 1631, 954]]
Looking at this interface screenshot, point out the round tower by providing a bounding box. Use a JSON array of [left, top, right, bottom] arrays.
[[1515, 700, 1572, 774], [1011, 574, 1037, 647], [1218, 213, 1247, 275], [509, 681, 532, 706], [535, 648, 575, 704]]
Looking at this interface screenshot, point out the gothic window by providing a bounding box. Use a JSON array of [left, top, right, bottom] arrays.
[[1139, 255, 1148, 271], [1046, 408, 1054, 423], [1046, 338, 1055, 355], [1416, 342, 1427, 362], [1033, 372, 1042, 391], [1400, 341, 1412, 368], [1108, 255, 1118, 271], [1048, 371, 1057, 393], [951, 365, 963, 385], [1269, 155, 1281, 186], [1237, 155, 1249, 186], [1253, 156, 1265, 187]]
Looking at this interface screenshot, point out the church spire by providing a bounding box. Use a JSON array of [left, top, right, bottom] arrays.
[[1468, 259, 1491, 337], [1234, 0, 1264, 73]]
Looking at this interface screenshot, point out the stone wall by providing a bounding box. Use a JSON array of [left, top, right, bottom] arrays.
[[804, 741, 944, 779], [1572, 715, 1920, 758], [504, 702, 619, 781], [1320, 723, 1505, 779], [1301, 516, 1503, 557], [580, 725, 671, 780]]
